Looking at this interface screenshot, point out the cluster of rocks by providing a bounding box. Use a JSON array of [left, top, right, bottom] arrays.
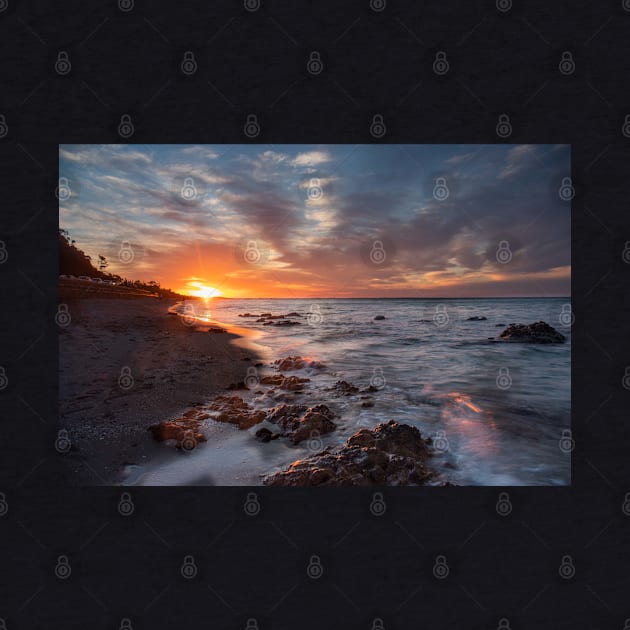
[[257, 403, 336, 444], [239, 312, 303, 326], [497, 321, 566, 344], [206, 395, 267, 429], [274, 356, 326, 371], [147, 349, 443, 485], [260, 374, 310, 391], [328, 380, 378, 406], [262, 420, 433, 486], [148, 407, 209, 449], [239, 312, 301, 318]]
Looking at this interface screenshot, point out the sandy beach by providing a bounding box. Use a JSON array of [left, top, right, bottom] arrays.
[[59, 294, 260, 485]]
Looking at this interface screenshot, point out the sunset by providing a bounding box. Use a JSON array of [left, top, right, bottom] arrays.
[[59, 144, 570, 487], [59, 143, 570, 298]]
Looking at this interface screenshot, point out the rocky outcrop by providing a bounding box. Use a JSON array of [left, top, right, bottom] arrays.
[[263, 420, 433, 486], [260, 374, 310, 390], [467, 316, 487, 321], [329, 380, 359, 395], [374, 315, 386, 320], [255, 427, 280, 442], [498, 321, 566, 344], [274, 356, 326, 371], [265, 403, 336, 444], [266, 403, 308, 424], [207, 395, 267, 429], [148, 408, 209, 448], [249, 313, 302, 326]]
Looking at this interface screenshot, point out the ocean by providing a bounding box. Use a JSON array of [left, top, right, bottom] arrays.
[[137, 297, 571, 486]]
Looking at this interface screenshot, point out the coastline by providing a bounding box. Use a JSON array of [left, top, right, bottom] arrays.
[[59, 295, 569, 486], [59, 294, 261, 485]]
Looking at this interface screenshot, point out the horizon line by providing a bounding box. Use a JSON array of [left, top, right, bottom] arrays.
[[203, 295, 572, 300]]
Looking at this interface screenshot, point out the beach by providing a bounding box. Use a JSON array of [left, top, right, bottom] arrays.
[[59, 294, 260, 485], [59, 295, 570, 486], [129, 297, 571, 486]]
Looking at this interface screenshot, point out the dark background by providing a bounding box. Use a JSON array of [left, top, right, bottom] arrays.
[[1, 0, 629, 628]]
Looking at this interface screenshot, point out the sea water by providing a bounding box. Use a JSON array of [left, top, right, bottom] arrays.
[[141, 297, 571, 486]]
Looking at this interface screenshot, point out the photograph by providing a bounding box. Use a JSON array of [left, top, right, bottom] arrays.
[[58, 143, 571, 486]]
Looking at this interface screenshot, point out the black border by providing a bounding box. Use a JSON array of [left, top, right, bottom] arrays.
[[1, 1, 629, 628]]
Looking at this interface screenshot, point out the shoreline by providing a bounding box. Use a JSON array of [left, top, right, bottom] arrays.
[[59, 296, 569, 486], [59, 294, 262, 485]]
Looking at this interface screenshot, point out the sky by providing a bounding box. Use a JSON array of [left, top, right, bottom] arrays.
[[59, 143, 570, 298]]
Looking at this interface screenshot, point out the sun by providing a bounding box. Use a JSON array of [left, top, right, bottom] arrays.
[[181, 280, 223, 298], [194, 285, 223, 298]]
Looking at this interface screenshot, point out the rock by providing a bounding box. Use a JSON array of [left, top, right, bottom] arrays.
[[238, 313, 255, 317], [259, 313, 272, 317], [148, 408, 209, 449], [263, 420, 433, 486], [207, 327, 227, 333], [274, 356, 326, 371], [362, 401, 374, 408], [495, 323, 506, 327], [374, 315, 386, 320], [361, 385, 379, 393], [274, 320, 301, 326], [346, 420, 431, 460], [467, 316, 487, 321], [498, 321, 566, 344], [276, 356, 305, 370], [286, 312, 301, 317], [255, 427, 279, 442], [149, 422, 193, 443], [329, 380, 359, 395], [207, 396, 266, 429], [281, 405, 336, 444], [260, 374, 310, 390], [265, 403, 336, 444], [266, 403, 308, 424]]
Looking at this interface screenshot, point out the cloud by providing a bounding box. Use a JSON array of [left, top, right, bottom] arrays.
[[59, 144, 570, 297], [291, 150, 331, 167], [259, 150, 288, 163], [497, 144, 536, 180], [445, 152, 477, 165], [180, 146, 220, 159]]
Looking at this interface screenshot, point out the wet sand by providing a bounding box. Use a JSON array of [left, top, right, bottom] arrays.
[[59, 295, 260, 485]]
